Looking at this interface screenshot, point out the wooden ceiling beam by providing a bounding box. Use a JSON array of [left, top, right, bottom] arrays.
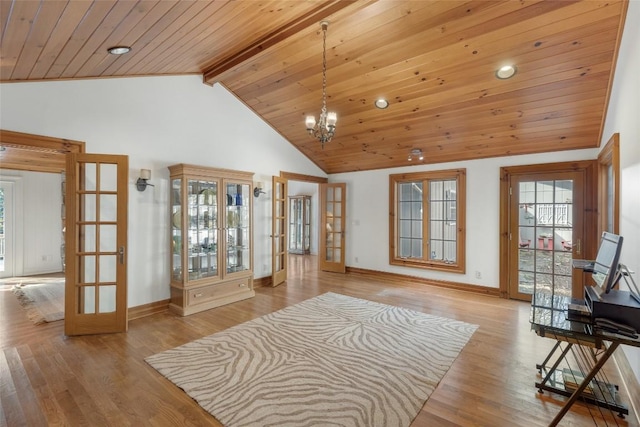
[[202, 0, 359, 85]]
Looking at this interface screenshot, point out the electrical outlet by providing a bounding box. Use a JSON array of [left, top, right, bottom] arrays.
[[475, 271, 482, 279], [354, 256, 359, 263]]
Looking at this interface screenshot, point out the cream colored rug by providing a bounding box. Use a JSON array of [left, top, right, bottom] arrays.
[[146, 292, 478, 427], [10, 277, 65, 324]]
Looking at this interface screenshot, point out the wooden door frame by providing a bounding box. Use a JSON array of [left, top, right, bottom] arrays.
[[0, 129, 85, 172], [279, 171, 328, 265], [499, 160, 598, 299], [0, 129, 85, 281]]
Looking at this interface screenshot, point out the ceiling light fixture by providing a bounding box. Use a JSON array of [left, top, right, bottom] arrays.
[[305, 21, 336, 148], [496, 65, 517, 79], [408, 148, 424, 161], [107, 46, 131, 55], [375, 98, 389, 109]]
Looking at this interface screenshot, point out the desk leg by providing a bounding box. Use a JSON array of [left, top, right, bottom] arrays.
[[538, 341, 562, 372], [549, 342, 620, 427], [538, 342, 572, 388]]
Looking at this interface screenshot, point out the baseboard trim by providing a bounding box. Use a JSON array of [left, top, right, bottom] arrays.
[[253, 276, 272, 288], [346, 267, 501, 297], [255, 268, 499, 296], [614, 347, 640, 425], [128, 299, 170, 320]]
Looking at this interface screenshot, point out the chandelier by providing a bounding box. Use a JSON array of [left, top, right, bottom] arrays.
[[305, 21, 337, 148]]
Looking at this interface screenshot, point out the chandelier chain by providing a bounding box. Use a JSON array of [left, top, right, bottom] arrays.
[[305, 21, 336, 148], [321, 23, 328, 119]]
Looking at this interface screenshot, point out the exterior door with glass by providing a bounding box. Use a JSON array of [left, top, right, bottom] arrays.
[[509, 171, 586, 301]]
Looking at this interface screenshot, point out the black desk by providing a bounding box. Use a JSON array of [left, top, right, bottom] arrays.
[[530, 291, 640, 426]]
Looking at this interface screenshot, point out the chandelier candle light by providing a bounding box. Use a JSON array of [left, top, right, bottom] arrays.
[[305, 21, 337, 148]]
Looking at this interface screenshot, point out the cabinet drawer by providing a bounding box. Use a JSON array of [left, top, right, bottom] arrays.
[[187, 278, 251, 307]]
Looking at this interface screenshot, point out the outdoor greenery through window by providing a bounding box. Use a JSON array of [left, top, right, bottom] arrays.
[[389, 169, 466, 273]]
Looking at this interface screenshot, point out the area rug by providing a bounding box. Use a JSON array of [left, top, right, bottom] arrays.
[[9, 277, 65, 324], [146, 292, 478, 427]]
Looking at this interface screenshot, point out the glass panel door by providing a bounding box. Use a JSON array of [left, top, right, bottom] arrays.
[[65, 153, 128, 335], [510, 171, 584, 300], [320, 183, 346, 273], [185, 179, 219, 281], [225, 181, 250, 274], [288, 196, 311, 255], [272, 176, 287, 286]]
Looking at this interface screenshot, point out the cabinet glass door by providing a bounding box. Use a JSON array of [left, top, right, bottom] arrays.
[[171, 178, 183, 281], [187, 179, 218, 281], [288, 196, 311, 254], [225, 182, 250, 274], [303, 196, 311, 253]]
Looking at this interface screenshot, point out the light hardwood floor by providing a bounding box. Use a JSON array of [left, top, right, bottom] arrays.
[[1, 256, 638, 427]]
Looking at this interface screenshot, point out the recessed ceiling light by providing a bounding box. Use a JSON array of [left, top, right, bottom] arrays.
[[107, 46, 131, 55], [496, 65, 517, 79], [375, 98, 389, 109]]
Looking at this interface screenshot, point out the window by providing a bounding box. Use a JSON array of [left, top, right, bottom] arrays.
[[389, 169, 466, 273]]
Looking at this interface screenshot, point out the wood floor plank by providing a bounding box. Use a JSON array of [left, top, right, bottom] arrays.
[[1, 257, 638, 427]]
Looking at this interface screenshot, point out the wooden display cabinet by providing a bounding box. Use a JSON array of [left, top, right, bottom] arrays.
[[168, 164, 255, 316], [289, 195, 311, 254]]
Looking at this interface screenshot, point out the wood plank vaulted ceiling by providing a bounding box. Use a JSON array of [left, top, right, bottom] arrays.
[[0, 0, 629, 174]]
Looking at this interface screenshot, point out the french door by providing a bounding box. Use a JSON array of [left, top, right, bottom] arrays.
[[507, 170, 588, 301], [320, 183, 346, 273], [271, 176, 287, 287], [65, 153, 128, 335]]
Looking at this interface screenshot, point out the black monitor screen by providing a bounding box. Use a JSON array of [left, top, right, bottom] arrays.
[[592, 232, 623, 294]]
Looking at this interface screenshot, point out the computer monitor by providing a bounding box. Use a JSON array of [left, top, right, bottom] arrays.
[[591, 232, 623, 295]]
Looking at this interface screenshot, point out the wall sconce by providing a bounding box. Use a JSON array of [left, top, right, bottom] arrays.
[[136, 169, 154, 192], [254, 181, 266, 198]]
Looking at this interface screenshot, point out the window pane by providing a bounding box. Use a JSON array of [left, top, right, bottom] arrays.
[[411, 239, 422, 258], [399, 238, 411, 257], [399, 220, 412, 238], [444, 241, 456, 262], [430, 240, 443, 260], [411, 220, 422, 238], [99, 163, 117, 192]]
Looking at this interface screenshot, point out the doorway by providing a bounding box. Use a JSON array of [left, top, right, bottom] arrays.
[[500, 161, 597, 301], [272, 172, 328, 286]]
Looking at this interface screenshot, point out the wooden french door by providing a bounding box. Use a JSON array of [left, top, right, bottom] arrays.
[[271, 176, 287, 287], [507, 170, 587, 301], [65, 153, 128, 336], [320, 183, 346, 273]]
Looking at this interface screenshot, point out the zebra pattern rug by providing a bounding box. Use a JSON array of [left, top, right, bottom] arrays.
[[146, 292, 478, 427]]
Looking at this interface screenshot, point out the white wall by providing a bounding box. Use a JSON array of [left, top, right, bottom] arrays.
[[0, 75, 326, 307], [600, 0, 640, 382], [0, 170, 62, 276]]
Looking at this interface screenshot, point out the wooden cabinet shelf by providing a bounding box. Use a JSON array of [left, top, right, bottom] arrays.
[[168, 164, 255, 316]]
